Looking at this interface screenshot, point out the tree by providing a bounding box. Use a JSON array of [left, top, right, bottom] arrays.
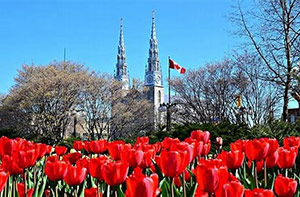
[[232, 52, 281, 125], [0, 62, 90, 142], [79, 75, 153, 140], [0, 61, 154, 142], [78, 73, 117, 139], [232, 0, 300, 121], [170, 59, 246, 124]]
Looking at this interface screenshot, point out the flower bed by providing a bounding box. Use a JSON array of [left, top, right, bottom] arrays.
[[0, 131, 299, 196]]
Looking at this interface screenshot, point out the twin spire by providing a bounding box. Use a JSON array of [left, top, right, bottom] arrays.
[[115, 11, 161, 89], [118, 18, 125, 58]]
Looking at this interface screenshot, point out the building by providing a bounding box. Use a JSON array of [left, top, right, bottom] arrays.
[[114, 11, 165, 129]]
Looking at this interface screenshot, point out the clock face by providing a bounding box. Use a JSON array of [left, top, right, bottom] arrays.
[[147, 75, 153, 84], [155, 75, 161, 84]]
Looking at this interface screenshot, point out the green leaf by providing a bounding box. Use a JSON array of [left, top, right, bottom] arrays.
[[117, 185, 125, 197], [77, 180, 87, 197], [38, 176, 48, 197], [159, 178, 170, 197], [151, 159, 164, 181], [186, 182, 197, 197]]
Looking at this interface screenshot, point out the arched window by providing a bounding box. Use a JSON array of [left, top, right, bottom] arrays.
[[158, 90, 161, 104]]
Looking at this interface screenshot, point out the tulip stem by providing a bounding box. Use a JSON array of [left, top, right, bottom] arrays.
[[97, 181, 100, 197], [264, 159, 267, 188], [254, 161, 258, 188], [4, 178, 7, 197], [12, 176, 15, 197], [183, 173, 186, 197], [55, 185, 58, 197], [33, 166, 37, 188], [74, 187, 78, 197], [107, 185, 110, 197], [24, 171, 28, 197], [171, 178, 174, 197]]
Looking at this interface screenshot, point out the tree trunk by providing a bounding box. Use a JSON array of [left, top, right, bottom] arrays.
[[282, 81, 290, 122]]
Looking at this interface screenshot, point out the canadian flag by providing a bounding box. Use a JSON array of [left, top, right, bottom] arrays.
[[169, 58, 186, 74]]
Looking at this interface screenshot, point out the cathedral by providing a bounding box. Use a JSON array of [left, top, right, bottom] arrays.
[[114, 11, 165, 129]]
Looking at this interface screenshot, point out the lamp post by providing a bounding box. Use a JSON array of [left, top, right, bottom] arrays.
[[234, 106, 252, 124], [158, 102, 176, 131]]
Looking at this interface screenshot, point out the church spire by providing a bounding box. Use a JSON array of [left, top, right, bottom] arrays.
[[115, 18, 129, 90], [151, 11, 157, 41], [147, 11, 160, 73], [119, 18, 125, 56]]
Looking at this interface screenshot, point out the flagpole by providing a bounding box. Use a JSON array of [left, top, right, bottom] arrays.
[[167, 56, 171, 131], [168, 56, 171, 105]]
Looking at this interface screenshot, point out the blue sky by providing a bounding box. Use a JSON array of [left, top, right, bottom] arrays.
[[0, 0, 240, 94]]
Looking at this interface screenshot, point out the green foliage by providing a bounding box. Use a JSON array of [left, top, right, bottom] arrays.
[[250, 120, 300, 143], [149, 121, 249, 150], [57, 136, 81, 149], [149, 120, 300, 149], [0, 128, 21, 139]]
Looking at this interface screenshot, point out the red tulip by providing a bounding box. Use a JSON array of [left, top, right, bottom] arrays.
[[73, 141, 84, 151], [45, 145, 53, 155], [62, 152, 82, 164], [17, 149, 38, 169], [161, 137, 180, 149], [222, 181, 244, 197], [194, 159, 225, 193], [45, 158, 68, 181], [121, 148, 144, 168], [185, 137, 204, 158], [244, 188, 275, 197], [245, 139, 269, 161], [259, 150, 279, 169], [159, 149, 189, 178], [170, 142, 194, 163], [76, 157, 90, 173], [283, 136, 300, 148], [17, 183, 34, 197], [84, 141, 92, 153], [195, 165, 219, 193], [218, 150, 244, 169], [0, 137, 16, 157], [84, 188, 103, 197], [46, 155, 59, 162], [263, 138, 279, 156], [136, 136, 149, 144], [274, 174, 298, 197], [194, 187, 209, 197], [89, 140, 108, 154], [125, 168, 160, 197], [277, 147, 297, 169], [64, 164, 87, 186], [44, 189, 51, 197], [89, 156, 109, 181], [108, 140, 126, 160], [230, 139, 247, 153], [153, 142, 161, 153], [34, 143, 48, 160], [139, 148, 156, 169], [191, 130, 211, 144], [2, 154, 23, 175], [215, 165, 230, 197], [216, 137, 223, 147], [55, 146, 68, 156], [201, 141, 211, 156], [102, 160, 129, 186], [0, 171, 9, 192]]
